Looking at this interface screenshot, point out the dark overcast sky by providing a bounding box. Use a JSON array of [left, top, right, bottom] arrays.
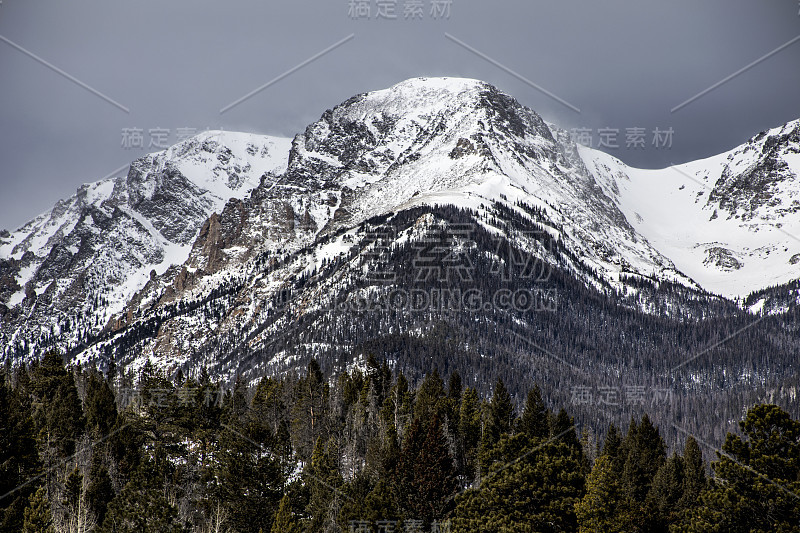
[[1, 0, 798, 230]]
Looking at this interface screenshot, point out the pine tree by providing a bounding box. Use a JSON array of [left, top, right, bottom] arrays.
[[549, 408, 582, 452], [63, 467, 83, 512], [84, 372, 118, 436], [303, 437, 344, 533], [62, 466, 92, 533], [645, 453, 684, 532], [99, 466, 183, 533], [621, 414, 666, 503], [447, 371, 462, 401], [217, 417, 283, 533], [677, 436, 706, 514], [131, 360, 177, 477], [364, 479, 397, 523], [681, 404, 800, 532], [252, 377, 287, 438], [193, 375, 224, 474], [379, 372, 413, 444], [602, 423, 622, 460], [393, 419, 425, 517], [575, 454, 631, 533], [482, 378, 514, 451], [106, 419, 143, 489], [28, 352, 86, 457], [0, 374, 40, 532], [457, 387, 481, 481], [291, 361, 328, 461], [22, 487, 54, 533], [271, 494, 300, 533], [86, 455, 114, 526], [410, 413, 457, 522], [414, 369, 446, 423], [136, 359, 174, 425], [455, 433, 585, 533], [517, 385, 549, 439], [445, 371, 462, 441]]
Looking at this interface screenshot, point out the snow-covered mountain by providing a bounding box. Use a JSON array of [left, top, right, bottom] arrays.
[[177, 77, 694, 290], [1, 77, 798, 382], [0, 131, 291, 352], [583, 118, 800, 301]]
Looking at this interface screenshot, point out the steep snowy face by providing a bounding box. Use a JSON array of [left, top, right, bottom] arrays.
[[280, 78, 563, 224], [0, 131, 291, 351], [98, 77, 710, 375], [582, 118, 800, 300], [170, 78, 570, 276], [121, 131, 292, 244], [292, 77, 552, 179], [271, 77, 688, 292]]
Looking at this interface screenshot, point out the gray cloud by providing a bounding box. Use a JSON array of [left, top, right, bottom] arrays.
[[1, 0, 798, 230]]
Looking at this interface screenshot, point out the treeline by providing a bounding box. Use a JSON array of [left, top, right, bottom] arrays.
[[1, 352, 799, 532]]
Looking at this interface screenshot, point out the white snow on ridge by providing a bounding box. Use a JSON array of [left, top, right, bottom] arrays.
[[356, 77, 486, 119], [1, 131, 293, 321], [170, 130, 292, 204], [1, 131, 291, 263], [581, 144, 800, 299], [289, 77, 710, 299]]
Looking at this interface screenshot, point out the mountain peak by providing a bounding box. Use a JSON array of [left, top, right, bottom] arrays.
[[760, 117, 800, 139], [368, 76, 489, 102], [287, 76, 553, 185], [321, 76, 524, 129], [354, 77, 517, 119], [383, 76, 487, 90]]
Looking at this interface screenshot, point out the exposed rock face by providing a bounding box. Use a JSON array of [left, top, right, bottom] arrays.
[[703, 247, 743, 271], [708, 120, 800, 220]]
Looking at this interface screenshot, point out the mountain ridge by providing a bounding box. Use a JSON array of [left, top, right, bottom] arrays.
[[0, 130, 291, 353], [1, 77, 798, 377]]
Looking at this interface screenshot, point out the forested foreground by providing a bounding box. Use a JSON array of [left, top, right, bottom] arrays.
[[1, 352, 798, 532]]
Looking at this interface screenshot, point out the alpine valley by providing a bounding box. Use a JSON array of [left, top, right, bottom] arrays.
[[2, 77, 799, 445]]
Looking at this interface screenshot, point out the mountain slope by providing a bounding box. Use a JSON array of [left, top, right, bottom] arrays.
[[0, 131, 291, 352], [288, 77, 692, 292], [582, 118, 800, 300]]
